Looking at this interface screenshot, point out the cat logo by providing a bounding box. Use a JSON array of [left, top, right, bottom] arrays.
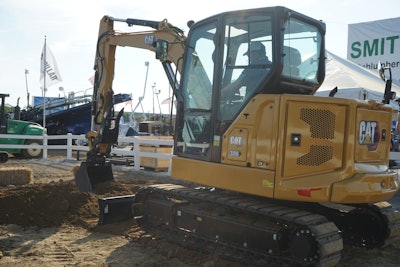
[[359, 120, 379, 151]]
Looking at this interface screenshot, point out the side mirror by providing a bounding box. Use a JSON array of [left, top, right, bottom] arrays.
[[378, 61, 386, 81], [378, 61, 393, 82], [155, 39, 168, 62], [379, 61, 394, 104]]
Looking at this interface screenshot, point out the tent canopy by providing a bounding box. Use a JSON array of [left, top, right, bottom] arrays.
[[315, 51, 400, 110]]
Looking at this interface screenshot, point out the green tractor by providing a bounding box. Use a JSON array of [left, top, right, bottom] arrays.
[[0, 93, 45, 160]]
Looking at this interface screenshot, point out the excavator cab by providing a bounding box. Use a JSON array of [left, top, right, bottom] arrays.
[[173, 7, 325, 162]]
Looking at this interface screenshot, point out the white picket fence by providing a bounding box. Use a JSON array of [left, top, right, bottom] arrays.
[[0, 133, 174, 172]]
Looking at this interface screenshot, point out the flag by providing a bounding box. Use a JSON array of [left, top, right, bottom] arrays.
[[161, 97, 172, 105], [40, 43, 62, 88], [88, 75, 95, 86]]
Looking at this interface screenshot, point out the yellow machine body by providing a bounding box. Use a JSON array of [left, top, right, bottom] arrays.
[[172, 94, 399, 204]]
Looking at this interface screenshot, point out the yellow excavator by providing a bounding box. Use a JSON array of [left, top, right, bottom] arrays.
[[75, 6, 400, 266]]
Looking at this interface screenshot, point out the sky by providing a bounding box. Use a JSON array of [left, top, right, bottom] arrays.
[[1, 0, 400, 115]]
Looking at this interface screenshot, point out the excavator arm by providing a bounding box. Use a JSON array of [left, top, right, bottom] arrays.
[[75, 15, 186, 192]]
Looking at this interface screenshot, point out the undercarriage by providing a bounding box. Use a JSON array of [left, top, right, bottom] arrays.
[[133, 184, 343, 266], [127, 184, 400, 266]]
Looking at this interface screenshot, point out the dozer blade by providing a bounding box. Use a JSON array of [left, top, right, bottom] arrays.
[[74, 161, 114, 192]]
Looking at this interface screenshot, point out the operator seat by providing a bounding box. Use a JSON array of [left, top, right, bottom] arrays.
[[283, 46, 301, 77]]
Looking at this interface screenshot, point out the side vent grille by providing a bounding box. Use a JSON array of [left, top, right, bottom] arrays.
[[297, 145, 333, 166], [299, 108, 335, 166], [300, 109, 335, 139]]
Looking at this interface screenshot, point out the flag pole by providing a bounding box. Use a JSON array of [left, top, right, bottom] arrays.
[[24, 69, 29, 107], [42, 36, 46, 129]]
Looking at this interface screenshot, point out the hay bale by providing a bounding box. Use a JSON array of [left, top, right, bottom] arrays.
[[0, 167, 33, 186]]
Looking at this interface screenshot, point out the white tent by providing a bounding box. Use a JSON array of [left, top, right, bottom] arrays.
[[315, 51, 400, 110]]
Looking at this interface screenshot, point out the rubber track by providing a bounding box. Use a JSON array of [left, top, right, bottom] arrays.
[[137, 184, 343, 267], [359, 201, 400, 248], [379, 202, 400, 246], [297, 201, 400, 248]]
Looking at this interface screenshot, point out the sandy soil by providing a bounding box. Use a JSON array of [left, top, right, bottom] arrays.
[[0, 152, 399, 266]]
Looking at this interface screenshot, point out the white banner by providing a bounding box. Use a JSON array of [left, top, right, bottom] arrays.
[[347, 17, 400, 84], [40, 44, 62, 88]]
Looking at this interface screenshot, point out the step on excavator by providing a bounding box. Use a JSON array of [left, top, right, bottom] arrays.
[[75, 6, 400, 266]]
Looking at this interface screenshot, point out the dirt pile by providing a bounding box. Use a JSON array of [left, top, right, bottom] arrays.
[[0, 179, 141, 229], [1, 182, 94, 228]]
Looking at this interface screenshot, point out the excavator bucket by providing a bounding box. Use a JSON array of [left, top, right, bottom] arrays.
[[74, 109, 124, 192], [74, 161, 114, 192]]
